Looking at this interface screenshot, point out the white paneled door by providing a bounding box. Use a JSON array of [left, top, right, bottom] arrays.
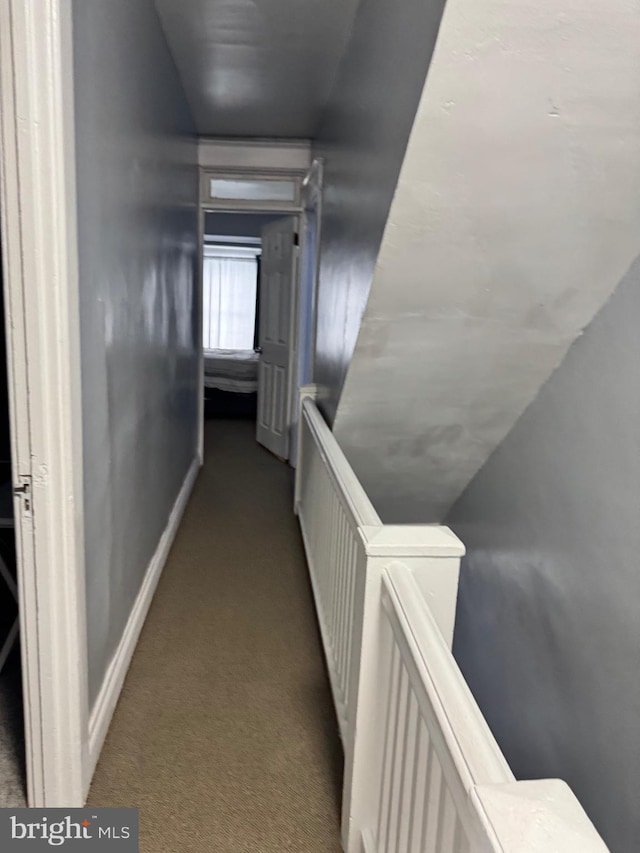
[[256, 217, 298, 459]]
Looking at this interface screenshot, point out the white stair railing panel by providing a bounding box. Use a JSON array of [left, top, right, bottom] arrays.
[[343, 524, 466, 853], [365, 563, 512, 853], [380, 564, 513, 789], [293, 386, 607, 852], [472, 780, 610, 853], [361, 563, 609, 853], [294, 388, 466, 851], [295, 391, 376, 740]]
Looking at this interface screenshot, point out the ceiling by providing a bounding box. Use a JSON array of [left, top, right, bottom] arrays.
[[154, 0, 361, 138]]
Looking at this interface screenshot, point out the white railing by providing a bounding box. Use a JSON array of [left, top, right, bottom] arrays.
[[364, 563, 608, 852], [294, 387, 380, 738], [294, 387, 608, 853], [295, 387, 466, 851]]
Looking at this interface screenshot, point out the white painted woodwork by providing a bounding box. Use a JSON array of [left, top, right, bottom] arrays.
[[296, 391, 380, 737], [473, 781, 612, 853], [370, 564, 513, 853], [197, 206, 205, 465], [294, 389, 465, 850], [198, 138, 311, 172], [294, 389, 608, 852], [1, 0, 202, 806], [200, 169, 303, 210], [358, 563, 609, 853], [256, 217, 298, 460], [0, 0, 88, 806], [289, 158, 324, 468]]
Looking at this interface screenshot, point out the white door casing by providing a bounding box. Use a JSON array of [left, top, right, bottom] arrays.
[[256, 217, 299, 460], [298, 158, 323, 388], [289, 158, 323, 466], [0, 0, 88, 806]]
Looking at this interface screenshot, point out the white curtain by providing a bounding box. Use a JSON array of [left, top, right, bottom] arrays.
[[202, 255, 258, 350]]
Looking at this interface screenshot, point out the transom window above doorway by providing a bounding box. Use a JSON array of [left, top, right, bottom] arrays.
[[200, 171, 302, 210]]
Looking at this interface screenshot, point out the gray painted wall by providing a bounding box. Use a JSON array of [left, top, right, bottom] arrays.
[[447, 256, 640, 853], [331, 0, 640, 523], [312, 0, 447, 423], [73, 0, 199, 706], [204, 212, 284, 239]]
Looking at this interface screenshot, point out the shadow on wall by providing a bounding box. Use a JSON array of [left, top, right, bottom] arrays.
[[312, 0, 449, 423], [447, 253, 640, 853]]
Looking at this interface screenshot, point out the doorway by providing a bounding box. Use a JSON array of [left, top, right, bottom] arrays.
[[198, 163, 321, 467], [202, 212, 289, 423], [201, 210, 312, 463]]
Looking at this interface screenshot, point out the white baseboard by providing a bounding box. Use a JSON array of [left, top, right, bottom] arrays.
[[86, 456, 200, 790]]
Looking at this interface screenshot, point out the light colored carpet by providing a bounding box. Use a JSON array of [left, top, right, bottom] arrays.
[[88, 419, 343, 852]]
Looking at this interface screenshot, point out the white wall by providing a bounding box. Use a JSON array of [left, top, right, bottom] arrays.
[[331, 0, 640, 522], [72, 0, 199, 706], [447, 254, 640, 853], [312, 0, 448, 423]]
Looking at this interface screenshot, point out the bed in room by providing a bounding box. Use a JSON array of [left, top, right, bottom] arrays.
[[203, 348, 259, 418]]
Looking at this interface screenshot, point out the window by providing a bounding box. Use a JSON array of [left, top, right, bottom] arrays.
[[202, 247, 258, 351], [200, 171, 302, 209], [209, 177, 297, 203]]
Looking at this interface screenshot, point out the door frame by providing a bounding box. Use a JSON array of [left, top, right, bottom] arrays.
[[290, 158, 323, 463], [299, 157, 323, 385], [197, 168, 319, 462], [0, 0, 89, 806]]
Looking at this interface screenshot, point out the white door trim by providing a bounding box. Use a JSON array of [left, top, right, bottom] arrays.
[[197, 206, 205, 465], [289, 157, 323, 461], [301, 157, 323, 383], [0, 0, 88, 806], [198, 182, 303, 464]]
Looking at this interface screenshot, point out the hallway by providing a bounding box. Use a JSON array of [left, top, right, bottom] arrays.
[[88, 420, 343, 852]]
